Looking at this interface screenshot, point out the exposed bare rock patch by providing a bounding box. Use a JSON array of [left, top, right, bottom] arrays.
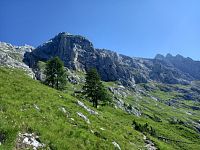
[[112, 141, 121, 150], [77, 100, 98, 115], [143, 135, 157, 150], [77, 112, 90, 124], [15, 133, 45, 150]]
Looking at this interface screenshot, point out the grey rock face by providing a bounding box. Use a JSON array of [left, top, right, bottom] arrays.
[[153, 53, 200, 83], [23, 32, 200, 86], [149, 59, 191, 85], [24, 33, 144, 86], [0, 42, 35, 78], [166, 54, 200, 79], [24, 32, 95, 70]]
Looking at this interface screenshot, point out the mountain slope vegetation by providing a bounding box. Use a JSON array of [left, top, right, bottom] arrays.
[[0, 67, 145, 150], [0, 67, 200, 150]]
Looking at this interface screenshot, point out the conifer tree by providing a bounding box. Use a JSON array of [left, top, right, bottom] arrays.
[[83, 68, 111, 108], [44, 57, 67, 90]]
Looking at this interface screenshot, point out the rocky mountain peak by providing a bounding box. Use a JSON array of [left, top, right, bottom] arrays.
[[165, 53, 173, 59], [24, 33, 150, 86], [24, 33, 96, 69], [54, 32, 93, 49], [57, 32, 72, 36], [153, 53, 200, 81], [155, 54, 165, 60], [7, 32, 198, 86], [175, 54, 184, 59]]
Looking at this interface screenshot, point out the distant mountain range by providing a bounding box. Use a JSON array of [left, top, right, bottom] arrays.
[[1, 32, 200, 87]]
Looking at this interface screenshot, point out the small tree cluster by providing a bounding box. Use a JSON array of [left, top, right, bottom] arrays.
[[83, 68, 111, 108], [44, 57, 67, 90], [132, 120, 156, 136]]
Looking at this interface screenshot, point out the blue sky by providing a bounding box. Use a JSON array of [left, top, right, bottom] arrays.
[[0, 0, 200, 60]]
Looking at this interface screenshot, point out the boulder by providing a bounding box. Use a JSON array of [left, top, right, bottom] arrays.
[[77, 100, 98, 115], [77, 112, 90, 124], [112, 141, 121, 150], [15, 133, 45, 150]]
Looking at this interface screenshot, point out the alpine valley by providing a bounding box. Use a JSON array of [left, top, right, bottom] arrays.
[[0, 32, 200, 150]]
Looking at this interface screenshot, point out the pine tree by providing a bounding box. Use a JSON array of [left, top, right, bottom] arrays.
[[44, 57, 67, 90], [83, 68, 111, 108]]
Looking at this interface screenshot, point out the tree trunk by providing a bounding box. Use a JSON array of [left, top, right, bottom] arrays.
[[56, 79, 58, 90], [94, 98, 98, 108]]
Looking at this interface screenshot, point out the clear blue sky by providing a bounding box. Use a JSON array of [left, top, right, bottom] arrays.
[[0, 0, 200, 60]]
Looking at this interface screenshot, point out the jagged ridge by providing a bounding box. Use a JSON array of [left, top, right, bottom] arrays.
[[23, 32, 200, 86]]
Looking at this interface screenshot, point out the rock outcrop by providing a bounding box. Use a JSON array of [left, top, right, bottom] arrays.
[[24, 32, 200, 86], [112, 141, 121, 150], [2, 32, 200, 86], [165, 54, 200, 79], [0, 42, 34, 78], [77, 112, 90, 124], [23, 32, 151, 86], [77, 100, 98, 115], [149, 58, 191, 85], [15, 133, 45, 150]]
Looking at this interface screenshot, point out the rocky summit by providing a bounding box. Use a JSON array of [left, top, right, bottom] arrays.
[[22, 32, 200, 86]]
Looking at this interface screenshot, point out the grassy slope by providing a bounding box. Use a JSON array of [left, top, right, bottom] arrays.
[[0, 67, 144, 150], [0, 67, 200, 150], [127, 84, 200, 150]]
